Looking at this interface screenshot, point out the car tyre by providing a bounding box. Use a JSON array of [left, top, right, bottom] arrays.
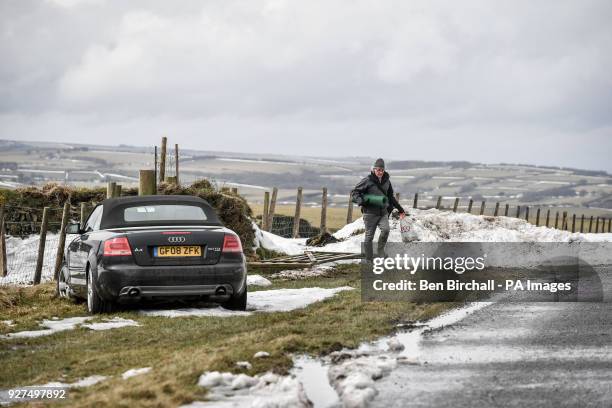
[[223, 288, 247, 311], [87, 267, 114, 314], [57, 260, 78, 303]]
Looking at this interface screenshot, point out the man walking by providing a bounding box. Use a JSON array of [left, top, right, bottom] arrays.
[[351, 158, 405, 261]]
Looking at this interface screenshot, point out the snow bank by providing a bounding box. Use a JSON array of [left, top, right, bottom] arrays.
[[140, 286, 353, 318], [181, 371, 312, 408], [252, 222, 304, 255], [1, 316, 139, 339], [253, 209, 611, 257]]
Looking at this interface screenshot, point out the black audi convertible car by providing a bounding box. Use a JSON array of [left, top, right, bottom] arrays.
[[58, 195, 247, 313]]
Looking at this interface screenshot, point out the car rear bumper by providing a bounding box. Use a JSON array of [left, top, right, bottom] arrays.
[[95, 262, 246, 302]]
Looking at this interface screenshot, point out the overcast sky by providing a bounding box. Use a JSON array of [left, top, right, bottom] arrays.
[[1, 0, 611, 171]]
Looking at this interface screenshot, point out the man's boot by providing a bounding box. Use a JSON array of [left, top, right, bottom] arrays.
[[377, 240, 388, 259]]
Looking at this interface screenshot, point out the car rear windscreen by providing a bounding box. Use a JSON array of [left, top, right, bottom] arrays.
[[123, 205, 208, 222]]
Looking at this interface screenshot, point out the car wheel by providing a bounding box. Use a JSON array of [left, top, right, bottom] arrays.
[[87, 267, 113, 314], [223, 288, 247, 311]]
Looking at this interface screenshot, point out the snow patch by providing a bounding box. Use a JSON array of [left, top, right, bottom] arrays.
[[1, 316, 139, 339], [122, 367, 152, 380], [236, 361, 252, 370], [81, 317, 140, 331], [183, 371, 312, 408], [1, 317, 90, 339], [246, 275, 272, 287], [140, 287, 353, 318]]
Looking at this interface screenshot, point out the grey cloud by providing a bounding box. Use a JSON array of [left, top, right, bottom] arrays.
[[0, 0, 611, 171]]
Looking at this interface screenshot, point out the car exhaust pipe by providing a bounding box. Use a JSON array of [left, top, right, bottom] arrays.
[[215, 286, 227, 296], [128, 287, 140, 297]]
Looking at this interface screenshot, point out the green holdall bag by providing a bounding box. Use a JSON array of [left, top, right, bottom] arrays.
[[363, 194, 388, 208]]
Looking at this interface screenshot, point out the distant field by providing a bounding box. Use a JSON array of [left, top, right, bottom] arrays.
[[250, 203, 360, 232], [249, 202, 611, 234]]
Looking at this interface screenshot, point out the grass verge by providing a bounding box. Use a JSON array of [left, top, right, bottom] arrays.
[[0, 264, 455, 407]]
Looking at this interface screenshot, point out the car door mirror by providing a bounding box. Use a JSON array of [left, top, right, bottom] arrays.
[[66, 222, 82, 235]]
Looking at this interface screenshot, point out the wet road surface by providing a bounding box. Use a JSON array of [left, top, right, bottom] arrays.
[[373, 272, 612, 408]]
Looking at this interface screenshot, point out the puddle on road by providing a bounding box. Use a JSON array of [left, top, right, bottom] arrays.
[[292, 356, 339, 408]]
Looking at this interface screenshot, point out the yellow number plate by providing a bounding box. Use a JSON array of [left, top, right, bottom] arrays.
[[155, 246, 202, 257]]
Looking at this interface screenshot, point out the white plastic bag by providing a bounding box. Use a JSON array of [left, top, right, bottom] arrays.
[[400, 216, 419, 242]]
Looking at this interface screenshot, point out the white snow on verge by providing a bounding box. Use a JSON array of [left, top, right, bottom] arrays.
[[325, 302, 494, 408], [253, 209, 611, 257], [178, 302, 492, 408], [246, 275, 272, 287], [252, 222, 304, 255], [181, 371, 312, 408], [81, 317, 140, 331], [1, 316, 140, 339], [140, 287, 353, 318], [1, 317, 90, 339], [122, 367, 152, 380]]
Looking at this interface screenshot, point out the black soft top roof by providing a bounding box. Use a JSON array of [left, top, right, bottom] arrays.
[[100, 195, 222, 229]]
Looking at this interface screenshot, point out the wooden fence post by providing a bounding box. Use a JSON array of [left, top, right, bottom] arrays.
[[580, 214, 585, 233], [34, 207, 50, 285], [588, 216, 593, 233], [546, 209, 550, 227], [467, 199, 473, 214], [608, 218, 611, 233], [293, 187, 303, 238], [436, 196, 442, 210], [139, 170, 156, 196], [54, 202, 70, 283], [114, 184, 122, 197], [413, 193, 418, 209], [175, 144, 180, 185], [80, 202, 87, 229], [346, 194, 354, 225], [159, 136, 167, 182], [554, 212, 559, 229], [562, 211, 568, 230], [524, 206, 530, 222], [453, 198, 459, 213], [504, 204, 509, 217], [480, 201, 486, 215], [266, 187, 278, 232], [571, 214, 576, 233], [516, 206, 521, 218], [107, 181, 116, 198], [320, 187, 328, 233], [536, 208, 541, 227], [262, 191, 270, 230], [595, 217, 600, 233], [494, 202, 500, 217], [0, 204, 6, 277]]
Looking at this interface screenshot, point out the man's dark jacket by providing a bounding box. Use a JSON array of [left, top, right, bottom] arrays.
[[351, 171, 405, 216]]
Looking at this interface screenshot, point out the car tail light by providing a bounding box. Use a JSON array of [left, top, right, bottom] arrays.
[[222, 234, 243, 253], [103, 237, 132, 256]]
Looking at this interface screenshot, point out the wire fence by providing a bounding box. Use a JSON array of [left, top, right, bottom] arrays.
[[0, 232, 61, 286]]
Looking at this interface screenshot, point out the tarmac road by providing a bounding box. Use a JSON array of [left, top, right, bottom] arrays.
[[372, 268, 612, 408]]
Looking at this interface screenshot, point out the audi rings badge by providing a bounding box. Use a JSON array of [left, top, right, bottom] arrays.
[[168, 236, 186, 244]]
